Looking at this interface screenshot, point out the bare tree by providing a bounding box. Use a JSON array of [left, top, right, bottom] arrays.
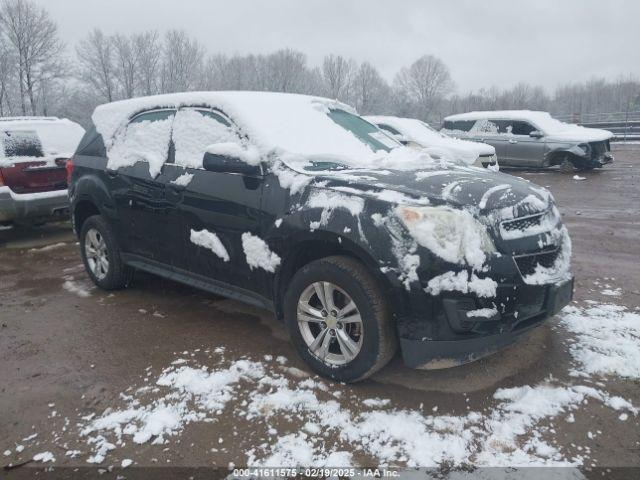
[[0, 0, 64, 115], [0, 36, 15, 116], [160, 30, 204, 93], [352, 62, 391, 114], [260, 49, 309, 93], [322, 54, 356, 102], [133, 31, 161, 96], [393, 54, 454, 121], [112, 34, 137, 99], [76, 29, 116, 102]]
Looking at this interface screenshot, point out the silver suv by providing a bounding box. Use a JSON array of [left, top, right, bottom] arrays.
[[441, 110, 614, 171]]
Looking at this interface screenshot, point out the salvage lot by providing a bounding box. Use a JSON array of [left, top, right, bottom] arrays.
[[1, 145, 639, 472]]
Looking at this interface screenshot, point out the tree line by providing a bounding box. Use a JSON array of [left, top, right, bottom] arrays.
[[1, 0, 638, 128]]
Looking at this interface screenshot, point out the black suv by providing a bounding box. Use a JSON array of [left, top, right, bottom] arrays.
[[69, 92, 574, 382]]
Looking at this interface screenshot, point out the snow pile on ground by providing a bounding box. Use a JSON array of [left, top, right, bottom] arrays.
[[72, 351, 635, 468], [33, 451, 56, 463], [560, 302, 640, 379], [190, 229, 230, 262], [80, 355, 265, 462], [62, 275, 92, 298], [241, 232, 281, 272], [29, 242, 66, 253]]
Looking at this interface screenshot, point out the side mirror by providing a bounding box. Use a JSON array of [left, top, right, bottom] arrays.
[[202, 152, 261, 176], [393, 134, 410, 146], [529, 130, 544, 138]]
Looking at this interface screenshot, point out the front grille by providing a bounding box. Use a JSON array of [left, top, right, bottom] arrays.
[[514, 248, 560, 276], [502, 212, 545, 232], [589, 141, 608, 159]]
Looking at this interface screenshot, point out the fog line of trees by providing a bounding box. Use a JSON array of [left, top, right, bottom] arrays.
[[1, 0, 638, 128]]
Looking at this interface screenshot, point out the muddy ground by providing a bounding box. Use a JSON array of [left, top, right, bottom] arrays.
[[1, 144, 639, 475]]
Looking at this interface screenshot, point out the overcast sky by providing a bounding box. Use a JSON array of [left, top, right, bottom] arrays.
[[35, 0, 640, 93]]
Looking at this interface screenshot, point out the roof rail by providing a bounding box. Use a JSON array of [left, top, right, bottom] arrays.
[[0, 116, 60, 122]]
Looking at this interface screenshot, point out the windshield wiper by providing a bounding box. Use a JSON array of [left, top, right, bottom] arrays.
[[303, 161, 351, 171]]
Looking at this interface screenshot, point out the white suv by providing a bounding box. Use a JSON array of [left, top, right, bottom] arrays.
[[366, 115, 498, 168]]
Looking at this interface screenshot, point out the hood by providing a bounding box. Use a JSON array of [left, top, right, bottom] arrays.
[[544, 126, 613, 143], [422, 137, 495, 157], [319, 165, 551, 220]]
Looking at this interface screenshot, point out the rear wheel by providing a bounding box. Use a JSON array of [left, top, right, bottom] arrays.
[[80, 215, 133, 290], [284, 255, 397, 382]]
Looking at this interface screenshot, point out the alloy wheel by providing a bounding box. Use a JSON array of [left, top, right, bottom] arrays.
[[84, 228, 109, 280], [297, 281, 363, 366]]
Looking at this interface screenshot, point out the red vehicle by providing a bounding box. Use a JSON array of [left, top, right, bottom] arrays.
[[0, 117, 85, 226]]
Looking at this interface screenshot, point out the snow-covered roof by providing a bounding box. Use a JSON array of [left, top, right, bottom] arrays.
[[92, 91, 383, 162], [443, 110, 613, 141]]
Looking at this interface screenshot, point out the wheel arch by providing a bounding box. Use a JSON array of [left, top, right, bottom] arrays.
[[273, 232, 405, 323], [72, 198, 102, 237]]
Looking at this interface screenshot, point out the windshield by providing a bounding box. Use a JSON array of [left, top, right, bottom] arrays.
[[327, 109, 400, 153], [419, 121, 449, 138]]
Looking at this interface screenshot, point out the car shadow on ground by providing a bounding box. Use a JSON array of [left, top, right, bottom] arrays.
[[0, 220, 74, 249]]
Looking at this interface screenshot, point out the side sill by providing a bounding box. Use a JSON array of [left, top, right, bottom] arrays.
[[121, 253, 275, 312]]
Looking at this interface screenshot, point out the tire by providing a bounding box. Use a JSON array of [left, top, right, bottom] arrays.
[[283, 255, 397, 382], [559, 157, 575, 173], [79, 215, 133, 290]]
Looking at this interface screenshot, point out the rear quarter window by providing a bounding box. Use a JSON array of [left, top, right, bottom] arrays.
[[75, 125, 106, 157], [1, 130, 44, 157]]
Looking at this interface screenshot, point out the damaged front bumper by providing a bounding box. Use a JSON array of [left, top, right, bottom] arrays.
[[397, 276, 574, 369]]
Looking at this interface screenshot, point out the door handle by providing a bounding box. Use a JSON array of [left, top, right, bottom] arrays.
[[508, 139, 518, 144]]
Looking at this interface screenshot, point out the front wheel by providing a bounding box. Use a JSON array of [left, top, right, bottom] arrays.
[[80, 215, 133, 290], [283, 256, 397, 382]]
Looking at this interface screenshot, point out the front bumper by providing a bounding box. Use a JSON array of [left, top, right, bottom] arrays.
[[0, 186, 69, 223], [398, 276, 574, 369]]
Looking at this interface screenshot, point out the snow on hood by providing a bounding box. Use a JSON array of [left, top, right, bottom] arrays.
[[92, 91, 449, 171], [444, 110, 613, 143], [317, 164, 553, 220], [366, 115, 495, 163], [0, 117, 85, 166]]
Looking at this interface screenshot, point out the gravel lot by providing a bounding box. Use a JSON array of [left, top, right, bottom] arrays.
[[1, 144, 639, 476]]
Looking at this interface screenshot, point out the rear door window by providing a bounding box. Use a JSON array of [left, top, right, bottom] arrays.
[[473, 119, 514, 135], [109, 109, 176, 177], [1, 130, 44, 157], [510, 121, 537, 136], [171, 108, 242, 169]]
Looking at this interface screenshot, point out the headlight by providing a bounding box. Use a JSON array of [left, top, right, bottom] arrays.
[[578, 143, 590, 155], [396, 206, 496, 269]]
